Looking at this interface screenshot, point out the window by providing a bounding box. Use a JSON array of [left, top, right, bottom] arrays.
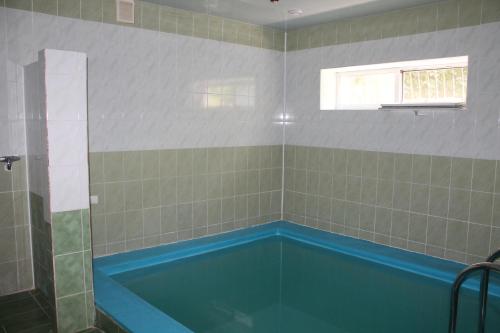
[[320, 56, 468, 110], [402, 67, 468, 104]]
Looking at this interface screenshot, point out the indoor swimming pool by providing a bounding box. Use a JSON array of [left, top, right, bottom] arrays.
[[94, 222, 500, 333]]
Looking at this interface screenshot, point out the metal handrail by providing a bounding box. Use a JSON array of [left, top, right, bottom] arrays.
[[478, 249, 500, 333], [486, 249, 500, 263], [448, 258, 500, 333]]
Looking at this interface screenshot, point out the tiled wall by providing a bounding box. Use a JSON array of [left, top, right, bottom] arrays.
[[284, 146, 500, 264], [0, 160, 32, 295], [25, 57, 54, 314], [44, 49, 90, 214], [24, 49, 93, 331], [29, 200, 96, 332], [286, 0, 500, 51], [284, 3, 500, 263], [29, 192, 54, 320], [0, 6, 284, 153], [0, 48, 27, 158], [1, 3, 284, 319], [3, 0, 285, 51], [0, 25, 31, 296], [52, 209, 94, 332], [90, 145, 283, 256], [286, 20, 500, 160]]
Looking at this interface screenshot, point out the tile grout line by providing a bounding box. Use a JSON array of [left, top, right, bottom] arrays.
[[80, 209, 89, 329], [388, 154, 396, 245], [465, 158, 476, 261], [373, 152, 380, 238], [489, 160, 498, 253], [443, 156, 454, 260], [56, 290, 88, 301], [8, 167, 21, 293]]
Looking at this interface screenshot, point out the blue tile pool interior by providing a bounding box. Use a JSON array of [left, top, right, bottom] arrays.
[[94, 221, 500, 333]]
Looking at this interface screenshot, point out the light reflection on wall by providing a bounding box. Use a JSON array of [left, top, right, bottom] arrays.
[[274, 113, 293, 125], [201, 77, 256, 110]]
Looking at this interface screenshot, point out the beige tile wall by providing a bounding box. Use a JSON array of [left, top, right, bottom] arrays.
[[89, 145, 283, 256]]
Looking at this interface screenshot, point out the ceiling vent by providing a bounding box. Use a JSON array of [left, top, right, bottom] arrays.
[[116, 0, 135, 24]]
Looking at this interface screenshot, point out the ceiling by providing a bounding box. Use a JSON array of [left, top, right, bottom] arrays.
[[147, 0, 441, 30]]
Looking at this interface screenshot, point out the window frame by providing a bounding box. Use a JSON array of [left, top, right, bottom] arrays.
[[320, 56, 469, 111]]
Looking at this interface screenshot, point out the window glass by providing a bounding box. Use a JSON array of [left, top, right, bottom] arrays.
[[402, 67, 468, 104]]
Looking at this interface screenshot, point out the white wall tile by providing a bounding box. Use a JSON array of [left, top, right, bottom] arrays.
[[48, 164, 89, 212], [24, 59, 52, 220], [286, 21, 500, 160], [47, 120, 87, 166], [0, 8, 285, 152], [43, 49, 87, 76], [41, 49, 89, 213], [45, 72, 87, 121]]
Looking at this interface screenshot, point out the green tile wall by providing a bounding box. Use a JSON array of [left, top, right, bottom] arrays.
[[286, 0, 500, 51], [0, 157, 33, 296], [52, 209, 94, 333], [30, 194, 94, 332], [284, 145, 500, 264], [29, 192, 55, 322], [89, 145, 283, 256], [4, 0, 285, 52]]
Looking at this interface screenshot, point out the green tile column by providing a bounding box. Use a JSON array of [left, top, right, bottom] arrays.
[[52, 209, 94, 332]]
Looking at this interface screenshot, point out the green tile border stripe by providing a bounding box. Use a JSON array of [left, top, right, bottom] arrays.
[[3, 0, 284, 51], [4, 0, 500, 53], [286, 0, 500, 51]]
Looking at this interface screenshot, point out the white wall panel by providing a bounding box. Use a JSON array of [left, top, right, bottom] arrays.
[[285, 22, 500, 160]]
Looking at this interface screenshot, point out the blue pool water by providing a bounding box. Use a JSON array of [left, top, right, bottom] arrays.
[[108, 229, 500, 333]]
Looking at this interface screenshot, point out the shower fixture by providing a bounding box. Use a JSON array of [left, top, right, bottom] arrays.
[[0, 156, 21, 171]]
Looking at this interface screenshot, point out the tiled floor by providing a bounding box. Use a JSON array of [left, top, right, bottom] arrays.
[[0, 290, 104, 333], [0, 290, 52, 333]]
